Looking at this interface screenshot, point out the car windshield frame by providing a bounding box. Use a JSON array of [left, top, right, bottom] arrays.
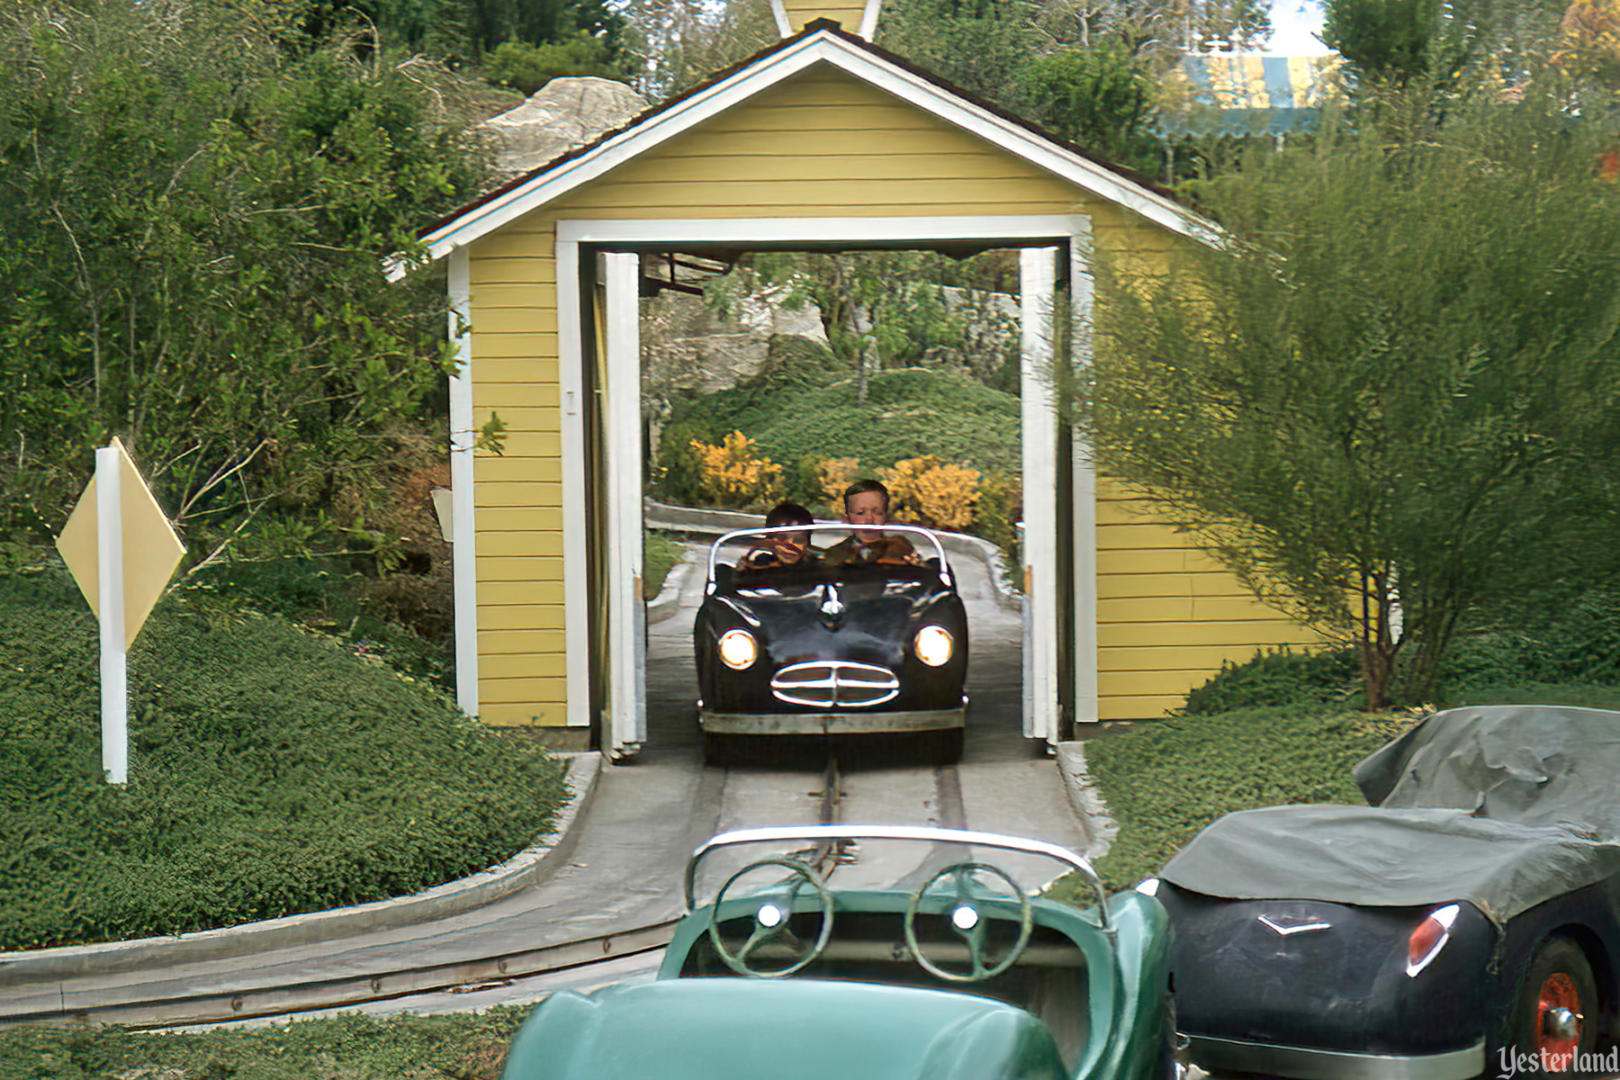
[[706, 524, 952, 590], [683, 824, 1110, 929]]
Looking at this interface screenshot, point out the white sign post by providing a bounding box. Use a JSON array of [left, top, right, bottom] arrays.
[[56, 438, 186, 785], [96, 446, 129, 784]]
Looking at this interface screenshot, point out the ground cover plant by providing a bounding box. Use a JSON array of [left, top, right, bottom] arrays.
[[0, 1009, 527, 1080], [1078, 613, 1620, 895], [0, 568, 566, 952], [643, 529, 688, 599]]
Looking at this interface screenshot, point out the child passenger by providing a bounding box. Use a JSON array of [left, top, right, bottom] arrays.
[[739, 501, 817, 571], [822, 479, 919, 566]]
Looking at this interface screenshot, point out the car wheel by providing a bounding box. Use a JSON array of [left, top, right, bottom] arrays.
[[931, 727, 964, 765], [1511, 937, 1598, 1074], [702, 732, 733, 767]]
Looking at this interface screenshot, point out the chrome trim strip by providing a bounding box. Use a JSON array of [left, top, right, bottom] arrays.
[[684, 824, 1108, 929], [1258, 913, 1332, 937], [1187, 1035, 1485, 1080], [707, 524, 952, 592], [700, 707, 962, 736], [770, 660, 900, 708]]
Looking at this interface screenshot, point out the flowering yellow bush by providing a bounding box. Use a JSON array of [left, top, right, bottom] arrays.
[[817, 457, 862, 515], [880, 456, 981, 531], [688, 430, 783, 508]]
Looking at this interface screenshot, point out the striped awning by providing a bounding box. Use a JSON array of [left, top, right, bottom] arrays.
[[1160, 53, 1342, 136]]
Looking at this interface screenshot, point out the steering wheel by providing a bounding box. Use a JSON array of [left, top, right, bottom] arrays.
[[707, 858, 836, 978], [904, 862, 1033, 983]]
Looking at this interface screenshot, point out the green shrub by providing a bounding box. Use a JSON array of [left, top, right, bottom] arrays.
[[656, 367, 1021, 510], [1074, 707, 1400, 893], [644, 530, 687, 599], [0, 1007, 528, 1079], [486, 35, 622, 95], [0, 568, 565, 951], [1183, 647, 1362, 715], [188, 556, 455, 693]]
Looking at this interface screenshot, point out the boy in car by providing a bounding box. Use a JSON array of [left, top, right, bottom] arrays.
[[739, 501, 817, 571], [822, 479, 919, 566]]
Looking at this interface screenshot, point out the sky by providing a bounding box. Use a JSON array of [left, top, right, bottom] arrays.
[[1266, 0, 1329, 53]]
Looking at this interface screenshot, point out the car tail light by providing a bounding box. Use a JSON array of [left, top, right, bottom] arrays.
[[1406, 903, 1461, 977]]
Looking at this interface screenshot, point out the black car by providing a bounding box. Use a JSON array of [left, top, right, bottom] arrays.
[[1148, 704, 1620, 1080], [694, 524, 969, 763]]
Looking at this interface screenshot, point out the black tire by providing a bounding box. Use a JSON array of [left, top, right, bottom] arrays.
[[931, 727, 964, 765], [702, 732, 732, 767], [1157, 996, 1180, 1080], [1510, 937, 1599, 1075]]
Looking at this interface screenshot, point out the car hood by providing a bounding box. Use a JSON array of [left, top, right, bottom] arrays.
[[1161, 803, 1620, 925], [502, 978, 1066, 1080]]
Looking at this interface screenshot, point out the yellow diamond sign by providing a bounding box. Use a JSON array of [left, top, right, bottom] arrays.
[[56, 437, 186, 646]]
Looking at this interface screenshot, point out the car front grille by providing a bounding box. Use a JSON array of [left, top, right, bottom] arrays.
[[771, 660, 899, 708]]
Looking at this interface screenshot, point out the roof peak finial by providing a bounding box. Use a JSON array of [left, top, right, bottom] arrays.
[[770, 0, 883, 40]]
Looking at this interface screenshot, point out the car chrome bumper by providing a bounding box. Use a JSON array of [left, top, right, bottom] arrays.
[[1187, 1034, 1485, 1080], [700, 707, 965, 735]]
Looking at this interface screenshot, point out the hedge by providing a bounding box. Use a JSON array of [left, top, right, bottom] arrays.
[[0, 568, 565, 951]]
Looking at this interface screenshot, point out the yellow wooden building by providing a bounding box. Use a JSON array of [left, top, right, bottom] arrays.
[[408, 7, 1312, 755]]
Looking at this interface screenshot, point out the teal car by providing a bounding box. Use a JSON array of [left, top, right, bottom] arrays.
[[501, 825, 1175, 1080]]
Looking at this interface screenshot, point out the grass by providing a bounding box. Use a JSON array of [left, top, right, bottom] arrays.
[[1077, 706, 1417, 893], [643, 530, 689, 600], [0, 567, 566, 952], [0, 1010, 528, 1080], [1073, 653, 1620, 896]]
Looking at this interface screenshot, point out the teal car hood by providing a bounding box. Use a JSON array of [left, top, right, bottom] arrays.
[[502, 977, 1067, 1080]]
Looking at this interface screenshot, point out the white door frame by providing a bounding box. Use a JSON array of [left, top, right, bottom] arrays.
[[1020, 246, 1060, 743], [555, 214, 1096, 758], [602, 252, 647, 758]]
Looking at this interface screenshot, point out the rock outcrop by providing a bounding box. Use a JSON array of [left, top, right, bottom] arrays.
[[478, 76, 649, 180]]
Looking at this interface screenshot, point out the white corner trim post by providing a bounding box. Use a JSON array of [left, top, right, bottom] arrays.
[[1069, 227, 1100, 724], [1021, 246, 1060, 744], [95, 445, 128, 785], [603, 252, 647, 758], [857, 0, 883, 39], [557, 240, 591, 729], [448, 247, 479, 718], [767, 0, 793, 37]]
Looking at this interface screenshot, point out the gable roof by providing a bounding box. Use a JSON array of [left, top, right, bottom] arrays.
[[412, 20, 1219, 267]]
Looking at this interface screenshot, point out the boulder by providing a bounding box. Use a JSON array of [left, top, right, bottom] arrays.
[[479, 76, 649, 180]]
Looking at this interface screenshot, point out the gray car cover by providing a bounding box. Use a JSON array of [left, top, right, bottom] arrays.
[[1159, 705, 1620, 924]]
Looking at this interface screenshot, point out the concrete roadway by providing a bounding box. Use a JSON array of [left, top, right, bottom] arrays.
[[2, 539, 1095, 1029], [340, 538, 1090, 1020]]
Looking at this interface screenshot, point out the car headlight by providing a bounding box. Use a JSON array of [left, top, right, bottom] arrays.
[[914, 625, 953, 667], [717, 628, 757, 671]]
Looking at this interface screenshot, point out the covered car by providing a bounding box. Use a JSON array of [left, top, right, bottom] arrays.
[[500, 825, 1175, 1080], [694, 524, 969, 762], [1153, 704, 1620, 1079]]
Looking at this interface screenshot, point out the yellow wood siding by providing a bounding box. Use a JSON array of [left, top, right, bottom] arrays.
[[1095, 480, 1317, 719], [463, 62, 1310, 727]]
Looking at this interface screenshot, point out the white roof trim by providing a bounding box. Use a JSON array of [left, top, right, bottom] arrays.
[[418, 30, 1217, 262]]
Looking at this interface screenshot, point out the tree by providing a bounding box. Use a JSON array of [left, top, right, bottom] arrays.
[[1082, 88, 1620, 707], [0, 0, 485, 569], [1020, 40, 1159, 171], [618, 0, 777, 100], [1323, 0, 1568, 89]]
